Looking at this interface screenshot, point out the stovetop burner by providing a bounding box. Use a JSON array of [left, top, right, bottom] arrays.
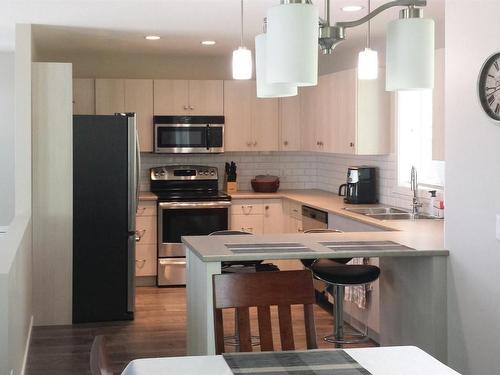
[[150, 165, 231, 202]]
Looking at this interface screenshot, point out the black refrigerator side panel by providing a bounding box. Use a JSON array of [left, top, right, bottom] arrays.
[[73, 115, 133, 323]]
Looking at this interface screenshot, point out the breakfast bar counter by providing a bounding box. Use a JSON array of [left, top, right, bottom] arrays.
[[182, 229, 449, 361]]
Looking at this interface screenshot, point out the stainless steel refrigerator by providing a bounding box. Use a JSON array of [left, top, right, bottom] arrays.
[[73, 113, 140, 323]]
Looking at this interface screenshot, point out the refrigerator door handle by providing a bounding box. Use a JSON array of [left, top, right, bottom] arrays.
[[125, 113, 138, 233]]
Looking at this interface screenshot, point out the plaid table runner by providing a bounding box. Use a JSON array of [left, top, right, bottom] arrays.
[[223, 349, 372, 375]]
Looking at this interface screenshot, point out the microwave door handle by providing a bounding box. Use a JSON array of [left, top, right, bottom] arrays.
[[206, 124, 210, 150]]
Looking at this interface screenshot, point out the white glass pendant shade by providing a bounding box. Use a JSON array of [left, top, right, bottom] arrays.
[[266, 3, 319, 87], [386, 17, 435, 91], [358, 48, 379, 80], [255, 34, 297, 98], [232, 47, 253, 80]]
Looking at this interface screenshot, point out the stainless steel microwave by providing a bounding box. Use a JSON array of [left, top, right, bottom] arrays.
[[154, 116, 224, 153]]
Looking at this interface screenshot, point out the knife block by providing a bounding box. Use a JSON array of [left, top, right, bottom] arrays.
[[224, 175, 237, 193]]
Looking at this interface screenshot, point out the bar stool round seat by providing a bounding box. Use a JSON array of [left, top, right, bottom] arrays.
[[311, 259, 380, 285], [310, 258, 381, 346]]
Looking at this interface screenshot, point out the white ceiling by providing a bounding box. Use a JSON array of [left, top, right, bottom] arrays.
[[0, 0, 444, 56]]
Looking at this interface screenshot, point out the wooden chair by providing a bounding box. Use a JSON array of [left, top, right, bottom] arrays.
[[90, 335, 113, 375], [212, 270, 318, 354]]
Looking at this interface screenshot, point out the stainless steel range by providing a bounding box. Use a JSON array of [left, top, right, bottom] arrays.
[[150, 165, 231, 286]]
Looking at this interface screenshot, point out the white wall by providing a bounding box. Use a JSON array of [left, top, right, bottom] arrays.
[[0, 24, 34, 375], [445, 2, 500, 374], [0, 52, 15, 226]]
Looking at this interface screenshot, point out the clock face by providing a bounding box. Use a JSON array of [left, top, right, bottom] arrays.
[[478, 53, 500, 121]]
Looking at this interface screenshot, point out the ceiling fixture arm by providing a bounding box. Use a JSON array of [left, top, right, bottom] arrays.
[[335, 0, 426, 29], [318, 0, 427, 54]]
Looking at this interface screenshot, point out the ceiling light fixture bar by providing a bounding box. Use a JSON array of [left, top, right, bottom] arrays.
[[318, 0, 427, 54]]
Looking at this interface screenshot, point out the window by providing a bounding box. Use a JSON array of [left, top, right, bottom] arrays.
[[397, 90, 445, 188]]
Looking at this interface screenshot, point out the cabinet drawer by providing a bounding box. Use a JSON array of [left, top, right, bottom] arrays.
[[231, 199, 264, 215], [136, 244, 157, 277], [137, 201, 157, 217], [230, 214, 264, 234], [135, 215, 157, 244]]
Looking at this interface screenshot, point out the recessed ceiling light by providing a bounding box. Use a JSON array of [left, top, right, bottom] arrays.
[[201, 40, 217, 46], [341, 5, 364, 12], [145, 35, 161, 40]]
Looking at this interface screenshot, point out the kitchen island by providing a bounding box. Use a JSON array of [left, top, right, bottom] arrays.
[[183, 227, 449, 360]]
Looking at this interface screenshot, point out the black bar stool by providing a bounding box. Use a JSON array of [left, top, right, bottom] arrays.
[[301, 229, 380, 346]]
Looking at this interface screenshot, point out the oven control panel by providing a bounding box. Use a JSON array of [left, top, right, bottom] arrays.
[[150, 165, 218, 181]]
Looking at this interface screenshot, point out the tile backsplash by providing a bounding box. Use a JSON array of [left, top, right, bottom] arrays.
[[140, 151, 440, 211]]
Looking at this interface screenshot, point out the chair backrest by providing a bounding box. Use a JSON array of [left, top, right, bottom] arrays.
[[212, 270, 317, 354], [90, 335, 113, 375]]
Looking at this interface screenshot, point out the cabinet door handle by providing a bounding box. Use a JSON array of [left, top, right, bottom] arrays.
[[253, 141, 257, 146], [189, 106, 194, 110], [136, 259, 146, 268], [183, 105, 188, 110], [135, 229, 146, 242], [246, 141, 252, 147], [265, 205, 269, 210], [350, 142, 355, 147], [241, 205, 253, 215], [137, 207, 147, 216], [283, 140, 289, 146], [298, 227, 303, 233]]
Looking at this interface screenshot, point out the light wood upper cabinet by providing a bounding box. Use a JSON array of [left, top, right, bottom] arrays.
[[224, 80, 279, 152], [154, 79, 223, 115], [302, 68, 391, 155], [95, 78, 154, 152], [153, 80, 189, 115], [95, 79, 125, 114], [432, 48, 445, 161], [279, 94, 301, 151], [224, 80, 253, 151], [73, 78, 95, 115], [124, 79, 154, 153], [300, 76, 332, 152], [188, 80, 224, 115]]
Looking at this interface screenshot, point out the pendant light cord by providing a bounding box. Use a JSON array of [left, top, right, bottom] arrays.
[[367, 0, 371, 49], [240, 0, 244, 47]]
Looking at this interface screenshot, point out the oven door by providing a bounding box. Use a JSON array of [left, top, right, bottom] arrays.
[[158, 201, 231, 257], [155, 124, 223, 153]]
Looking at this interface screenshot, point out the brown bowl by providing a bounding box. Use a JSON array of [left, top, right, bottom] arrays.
[[251, 176, 280, 193]]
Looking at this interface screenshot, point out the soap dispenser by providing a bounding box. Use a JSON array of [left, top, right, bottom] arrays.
[[428, 190, 437, 216]]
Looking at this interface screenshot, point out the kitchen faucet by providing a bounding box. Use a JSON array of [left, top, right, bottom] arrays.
[[410, 166, 423, 215]]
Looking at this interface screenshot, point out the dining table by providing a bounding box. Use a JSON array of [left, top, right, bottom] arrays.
[[121, 346, 461, 375]]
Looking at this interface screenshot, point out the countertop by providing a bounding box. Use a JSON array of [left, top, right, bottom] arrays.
[[181, 189, 446, 262], [138, 191, 158, 201]]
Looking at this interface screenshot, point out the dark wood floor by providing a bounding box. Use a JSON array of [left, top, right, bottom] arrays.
[[26, 287, 376, 375]]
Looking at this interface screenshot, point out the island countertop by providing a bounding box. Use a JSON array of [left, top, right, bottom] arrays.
[[182, 231, 449, 262]]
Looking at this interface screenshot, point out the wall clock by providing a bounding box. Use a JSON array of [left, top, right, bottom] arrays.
[[478, 52, 500, 122]]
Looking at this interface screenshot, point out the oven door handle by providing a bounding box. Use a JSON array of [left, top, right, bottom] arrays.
[[158, 201, 232, 209], [159, 259, 187, 266], [206, 124, 210, 150]]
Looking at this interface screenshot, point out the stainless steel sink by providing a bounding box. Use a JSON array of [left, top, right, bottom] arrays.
[[344, 207, 440, 220], [344, 207, 408, 215]]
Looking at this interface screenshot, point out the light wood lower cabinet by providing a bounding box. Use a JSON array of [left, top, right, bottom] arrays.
[[136, 201, 157, 277], [230, 199, 283, 234], [283, 199, 303, 233]]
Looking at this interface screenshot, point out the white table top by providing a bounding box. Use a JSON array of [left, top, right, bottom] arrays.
[[121, 346, 461, 375]]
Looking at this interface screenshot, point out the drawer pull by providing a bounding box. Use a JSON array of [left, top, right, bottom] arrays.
[[241, 205, 253, 215], [136, 259, 146, 268], [137, 207, 147, 215], [135, 229, 146, 242]]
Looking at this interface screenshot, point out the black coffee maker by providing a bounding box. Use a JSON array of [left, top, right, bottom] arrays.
[[338, 166, 378, 204]]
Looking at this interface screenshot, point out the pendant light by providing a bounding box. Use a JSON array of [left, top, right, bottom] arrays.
[[358, 0, 378, 80], [386, 7, 435, 91], [255, 33, 298, 98], [266, 0, 318, 87], [232, 0, 252, 80]]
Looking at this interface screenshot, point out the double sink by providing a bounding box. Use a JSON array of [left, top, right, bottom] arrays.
[[344, 207, 439, 220]]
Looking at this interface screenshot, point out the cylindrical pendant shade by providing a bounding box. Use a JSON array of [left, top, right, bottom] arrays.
[[386, 17, 435, 91], [255, 34, 298, 98], [358, 48, 379, 80], [266, 3, 318, 87], [232, 47, 253, 80]]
